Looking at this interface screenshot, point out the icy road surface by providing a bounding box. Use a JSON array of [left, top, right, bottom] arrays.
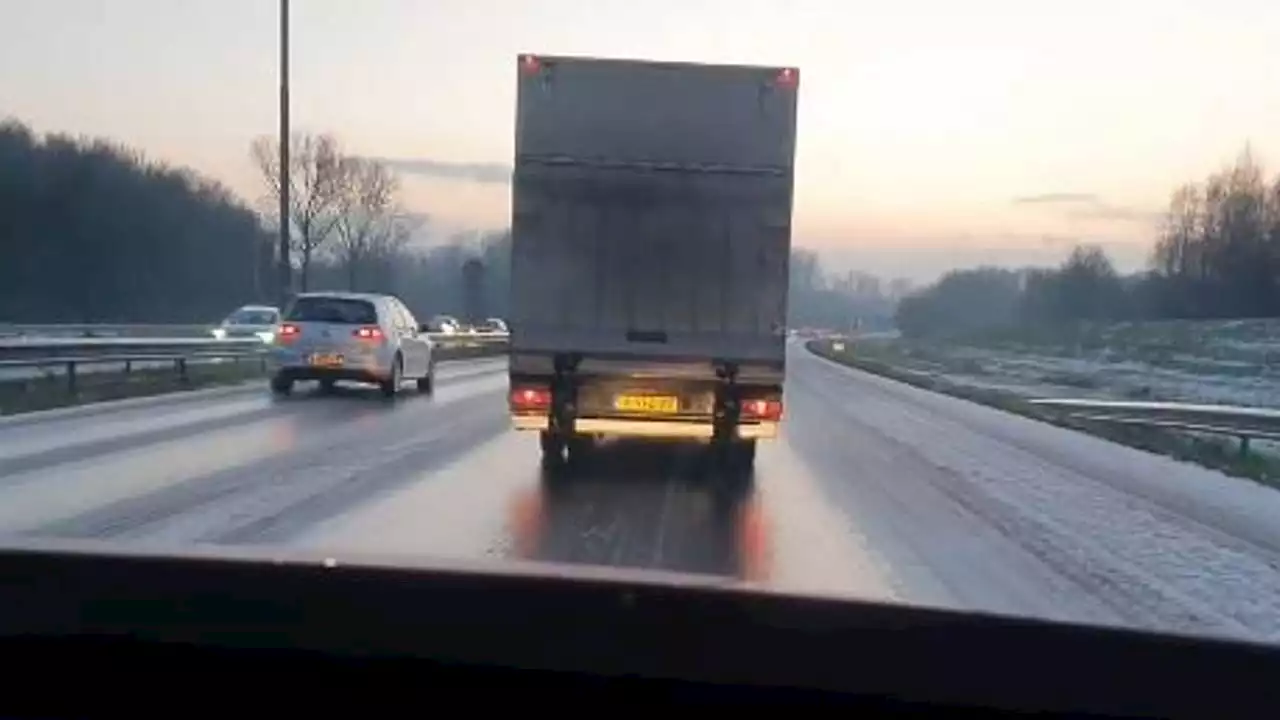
[[2, 348, 1280, 645]]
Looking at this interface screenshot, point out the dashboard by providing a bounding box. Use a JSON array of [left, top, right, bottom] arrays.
[[0, 538, 1273, 717]]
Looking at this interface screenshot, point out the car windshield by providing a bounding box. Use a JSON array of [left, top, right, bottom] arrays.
[[286, 297, 377, 324], [4, 0, 1280, 663], [226, 309, 277, 325]]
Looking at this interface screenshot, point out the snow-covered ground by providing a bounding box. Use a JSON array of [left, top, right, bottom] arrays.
[[865, 318, 1280, 408]]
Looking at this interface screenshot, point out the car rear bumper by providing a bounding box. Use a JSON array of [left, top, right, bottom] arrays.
[[270, 347, 394, 381], [275, 367, 393, 383], [511, 415, 778, 440]]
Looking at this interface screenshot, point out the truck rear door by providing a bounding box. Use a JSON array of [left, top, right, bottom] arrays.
[[511, 56, 799, 366]]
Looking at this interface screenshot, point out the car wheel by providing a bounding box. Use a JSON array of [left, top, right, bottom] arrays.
[[380, 356, 402, 399], [270, 375, 293, 396], [416, 362, 435, 395], [319, 378, 336, 394]]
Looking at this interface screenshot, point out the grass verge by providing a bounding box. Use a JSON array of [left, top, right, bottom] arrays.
[[806, 339, 1280, 487]]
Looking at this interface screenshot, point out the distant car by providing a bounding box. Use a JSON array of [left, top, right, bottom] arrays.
[[268, 292, 435, 398], [426, 315, 462, 335], [476, 318, 508, 334], [212, 305, 281, 343]]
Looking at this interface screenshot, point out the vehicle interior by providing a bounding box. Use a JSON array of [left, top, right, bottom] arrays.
[[1, 539, 1276, 717]]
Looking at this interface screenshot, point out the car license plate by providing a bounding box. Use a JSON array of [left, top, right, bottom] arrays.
[[309, 353, 344, 367], [614, 394, 679, 413]]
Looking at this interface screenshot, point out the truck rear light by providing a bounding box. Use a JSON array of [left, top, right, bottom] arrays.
[[510, 386, 552, 411], [742, 398, 783, 421], [520, 54, 542, 74], [774, 67, 798, 88], [353, 326, 385, 342]]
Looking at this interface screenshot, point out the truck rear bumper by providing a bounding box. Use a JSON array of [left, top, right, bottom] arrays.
[[511, 415, 778, 440]]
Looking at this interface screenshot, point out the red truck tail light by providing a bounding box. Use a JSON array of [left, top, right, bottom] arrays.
[[510, 386, 552, 412], [774, 67, 798, 88], [742, 398, 783, 421], [520, 54, 542, 75]]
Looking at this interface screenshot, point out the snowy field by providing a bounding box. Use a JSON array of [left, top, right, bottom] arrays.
[[856, 319, 1280, 408]]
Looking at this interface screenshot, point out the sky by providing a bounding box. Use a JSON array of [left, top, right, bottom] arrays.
[[1, 0, 1278, 282]]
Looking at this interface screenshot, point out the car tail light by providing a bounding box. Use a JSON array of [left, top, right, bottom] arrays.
[[741, 398, 783, 421], [510, 386, 552, 412], [277, 324, 300, 343], [354, 326, 384, 341]]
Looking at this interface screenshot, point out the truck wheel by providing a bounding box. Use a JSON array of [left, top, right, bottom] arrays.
[[540, 430, 566, 466], [713, 439, 756, 476], [566, 435, 593, 465], [270, 375, 293, 396], [734, 439, 757, 469], [319, 378, 336, 394]]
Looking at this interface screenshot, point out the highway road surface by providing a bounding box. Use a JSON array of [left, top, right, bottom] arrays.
[[3, 347, 1280, 646]]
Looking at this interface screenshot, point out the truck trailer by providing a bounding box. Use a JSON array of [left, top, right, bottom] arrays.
[[507, 54, 800, 470]]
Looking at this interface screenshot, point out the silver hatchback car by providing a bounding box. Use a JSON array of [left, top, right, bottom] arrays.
[[268, 292, 435, 398]]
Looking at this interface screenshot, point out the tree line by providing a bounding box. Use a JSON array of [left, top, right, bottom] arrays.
[[0, 120, 503, 323], [896, 147, 1280, 339], [0, 119, 269, 323]]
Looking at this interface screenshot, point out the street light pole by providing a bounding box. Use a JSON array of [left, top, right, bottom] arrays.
[[277, 0, 292, 308]]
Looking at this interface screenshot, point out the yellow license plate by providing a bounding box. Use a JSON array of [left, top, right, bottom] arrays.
[[614, 394, 679, 413], [309, 353, 344, 367]]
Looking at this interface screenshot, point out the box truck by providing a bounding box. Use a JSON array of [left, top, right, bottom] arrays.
[[507, 54, 799, 470]]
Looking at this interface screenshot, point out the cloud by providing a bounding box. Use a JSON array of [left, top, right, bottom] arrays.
[[1012, 193, 1099, 204], [364, 157, 512, 185], [813, 237, 1151, 284], [1011, 193, 1159, 224], [1063, 205, 1160, 223]]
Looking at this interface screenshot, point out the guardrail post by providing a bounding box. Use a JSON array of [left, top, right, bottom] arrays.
[[175, 358, 188, 385], [65, 362, 77, 395], [1240, 436, 1251, 458]]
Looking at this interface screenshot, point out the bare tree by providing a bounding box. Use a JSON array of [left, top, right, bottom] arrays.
[[250, 132, 345, 291], [349, 213, 418, 293], [331, 157, 399, 290]]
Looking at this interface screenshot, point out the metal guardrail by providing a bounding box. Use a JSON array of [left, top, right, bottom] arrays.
[[0, 324, 513, 340], [0, 337, 269, 394], [0, 324, 213, 339], [0, 331, 510, 394], [1030, 399, 1280, 455]]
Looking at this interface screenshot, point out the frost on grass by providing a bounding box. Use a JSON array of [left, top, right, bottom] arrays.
[[871, 318, 1280, 409]]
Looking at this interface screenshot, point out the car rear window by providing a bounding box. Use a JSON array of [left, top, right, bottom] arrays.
[[226, 309, 278, 325], [285, 297, 378, 324]]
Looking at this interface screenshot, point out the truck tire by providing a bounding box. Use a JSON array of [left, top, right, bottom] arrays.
[[540, 430, 565, 466], [270, 375, 293, 396], [713, 438, 756, 475], [734, 439, 757, 469], [566, 435, 593, 465]]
